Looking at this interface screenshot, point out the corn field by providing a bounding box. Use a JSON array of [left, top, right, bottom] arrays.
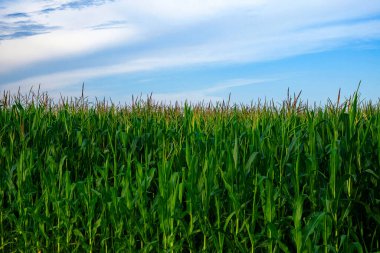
[[0, 89, 379, 252]]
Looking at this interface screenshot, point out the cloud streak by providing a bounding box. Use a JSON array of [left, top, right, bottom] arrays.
[[0, 20, 58, 40], [39, 0, 114, 14], [90, 20, 129, 30], [5, 12, 29, 18], [0, 26, 138, 74], [150, 78, 277, 104]]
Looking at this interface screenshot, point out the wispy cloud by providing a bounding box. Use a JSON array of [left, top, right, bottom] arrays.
[[5, 12, 29, 18], [61, 0, 114, 9], [0, 20, 58, 40], [4, 15, 378, 87], [1, 0, 380, 96], [151, 78, 275, 104], [0, 27, 138, 74], [0, 31, 44, 40], [1, 53, 215, 93], [0, 0, 141, 73], [40, 0, 114, 14], [90, 20, 129, 30]]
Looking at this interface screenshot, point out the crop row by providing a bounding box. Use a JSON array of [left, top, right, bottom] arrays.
[[0, 90, 379, 252]]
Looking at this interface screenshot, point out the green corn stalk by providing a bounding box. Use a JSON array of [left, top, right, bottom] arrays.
[[0, 87, 379, 251]]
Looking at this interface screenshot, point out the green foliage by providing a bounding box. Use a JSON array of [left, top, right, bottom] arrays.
[[0, 89, 379, 252]]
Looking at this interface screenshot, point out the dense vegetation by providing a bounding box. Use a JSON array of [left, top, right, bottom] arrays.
[[0, 89, 379, 252]]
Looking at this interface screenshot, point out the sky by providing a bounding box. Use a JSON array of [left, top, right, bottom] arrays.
[[0, 0, 380, 105]]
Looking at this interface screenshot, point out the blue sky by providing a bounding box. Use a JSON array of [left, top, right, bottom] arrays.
[[0, 0, 380, 105]]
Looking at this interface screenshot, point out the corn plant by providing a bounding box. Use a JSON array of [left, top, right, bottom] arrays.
[[0, 88, 379, 252]]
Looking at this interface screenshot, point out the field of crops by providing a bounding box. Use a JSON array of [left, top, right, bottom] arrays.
[[0, 90, 379, 252]]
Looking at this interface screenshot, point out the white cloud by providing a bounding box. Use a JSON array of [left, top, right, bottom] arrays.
[[0, 1, 46, 14], [151, 78, 273, 104], [0, 27, 138, 73], [1, 0, 380, 94], [2, 16, 380, 95], [0, 1, 140, 73], [116, 0, 264, 21], [1, 52, 218, 94]]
